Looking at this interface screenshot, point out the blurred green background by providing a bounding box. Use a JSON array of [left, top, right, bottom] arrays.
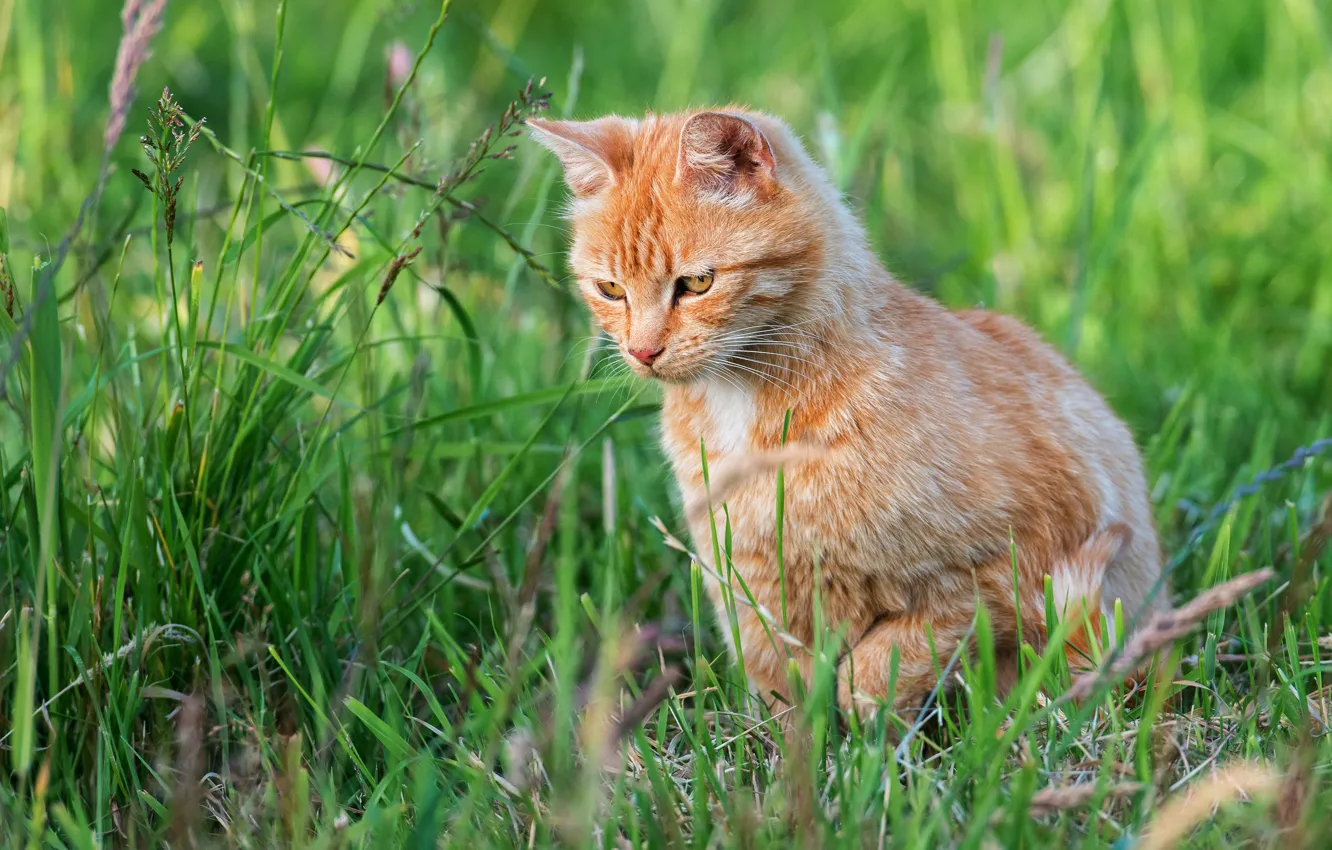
[[2, 0, 1331, 845], [6, 0, 1330, 439]]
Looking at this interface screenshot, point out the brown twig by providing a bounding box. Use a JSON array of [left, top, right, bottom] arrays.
[[1028, 781, 1142, 818], [1063, 568, 1275, 703], [252, 147, 561, 287], [611, 664, 684, 746]]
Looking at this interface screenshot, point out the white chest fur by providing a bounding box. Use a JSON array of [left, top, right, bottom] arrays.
[[699, 378, 757, 457]]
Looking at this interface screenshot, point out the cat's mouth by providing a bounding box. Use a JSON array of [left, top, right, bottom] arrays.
[[622, 350, 699, 384], [626, 356, 668, 380]]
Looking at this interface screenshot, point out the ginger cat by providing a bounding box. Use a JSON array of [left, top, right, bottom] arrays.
[[528, 108, 1164, 718]]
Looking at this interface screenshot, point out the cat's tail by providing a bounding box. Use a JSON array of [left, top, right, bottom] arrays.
[[1027, 523, 1132, 672]]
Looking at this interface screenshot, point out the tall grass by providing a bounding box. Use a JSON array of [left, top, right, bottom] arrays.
[[1, 0, 1330, 846]]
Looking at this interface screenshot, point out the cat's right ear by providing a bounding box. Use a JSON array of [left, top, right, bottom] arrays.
[[526, 117, 635, 198], [675, 112, 778, 200]]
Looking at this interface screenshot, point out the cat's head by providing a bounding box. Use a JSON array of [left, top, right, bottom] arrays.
[[528, 109, 831, 384]]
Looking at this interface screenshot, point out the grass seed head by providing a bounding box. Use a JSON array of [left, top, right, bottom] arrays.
[[134, 87, 204, 246]]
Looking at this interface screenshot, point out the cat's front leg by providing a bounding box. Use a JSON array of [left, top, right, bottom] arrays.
[[835, 609, 975, 722], [706, 588, 812, 713]]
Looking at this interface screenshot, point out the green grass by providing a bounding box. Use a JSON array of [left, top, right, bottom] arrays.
[[2, 0, 1331, 846]]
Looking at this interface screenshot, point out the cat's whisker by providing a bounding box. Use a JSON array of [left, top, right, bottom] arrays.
[[727, 368, 800, 400], [717, 357, 802, 397], [588, 359, 618, 383], [723, 338, 822, 368], [715, 335, 814, 357], [722, 352, 811, 387], [723, 351, 818, 381], [711, 317, 839, 347], [591, 356, 635, 403], [738, 359, 816, 378], [738, 344, 851, 389], [701, 362, 751, 402], [561, 335, 616, 369], [714, 331, 807, 347], [718, 313, 841, 337], [589, 354, 624, 377], [727, 335, 814, 349], [736, 345, 820, 367], [735, 332, 832, 360]]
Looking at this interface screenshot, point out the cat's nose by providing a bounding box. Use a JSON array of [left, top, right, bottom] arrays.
[[629, 346, 664, 366]]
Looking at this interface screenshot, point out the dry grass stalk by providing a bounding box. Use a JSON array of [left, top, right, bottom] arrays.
[[0, 0, 170, 397], [0, 623, 199, 746], [1271, 744, 1314, 846], [106, 0, 169, 154], [1028, 781, 1142, 818], [650, 515, 806, 651], [684, 444, 826, 526], [610, 665, 683, 746], [167, 693, 206, 846], [1139, 761, 1281, 850], [1064, 568, 1274, 702]]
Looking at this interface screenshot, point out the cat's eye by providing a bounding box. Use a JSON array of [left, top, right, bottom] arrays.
[[595, 279, 626, 300], [677, 271, 714, 296]]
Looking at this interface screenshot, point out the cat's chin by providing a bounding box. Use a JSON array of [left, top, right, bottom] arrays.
[[623, 359, 709, 385], [647, 371, 702, 386]]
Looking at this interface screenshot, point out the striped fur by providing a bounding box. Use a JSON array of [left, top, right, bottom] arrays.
[[530, 108, 1165, 717]]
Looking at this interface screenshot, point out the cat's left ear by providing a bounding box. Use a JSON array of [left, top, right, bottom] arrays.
[[526, 117, 636, 198], [675, 112, 778, 199]]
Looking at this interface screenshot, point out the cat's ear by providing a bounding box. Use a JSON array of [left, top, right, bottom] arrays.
[[526, 117, 635, 198], [675, 112, 777, 199]]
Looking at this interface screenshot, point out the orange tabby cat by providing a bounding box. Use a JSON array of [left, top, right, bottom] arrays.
[[528, 107, 1164, 718]]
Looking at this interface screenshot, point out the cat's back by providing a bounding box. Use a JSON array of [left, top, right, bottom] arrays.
[[952, 307, 1080, 386], [950, 304, 1163, 614], [946, 305, 1142, 485], [951, 307, 1131, 440]]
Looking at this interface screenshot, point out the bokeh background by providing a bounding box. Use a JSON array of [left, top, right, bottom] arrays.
[[7, 0, 1331, 436]]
